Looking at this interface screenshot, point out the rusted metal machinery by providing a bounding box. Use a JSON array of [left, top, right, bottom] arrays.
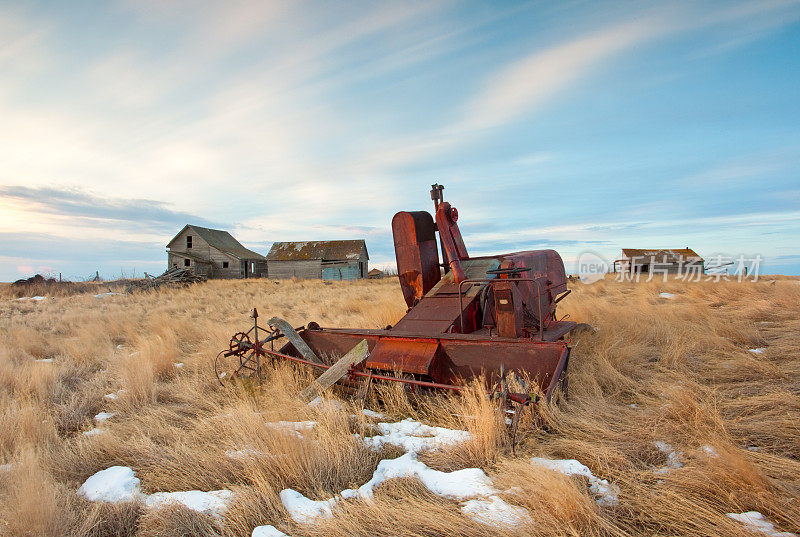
[[216, 184, 577, 412]]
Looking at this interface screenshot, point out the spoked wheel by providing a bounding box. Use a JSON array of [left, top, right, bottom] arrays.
[[490, 365, 536, 453]]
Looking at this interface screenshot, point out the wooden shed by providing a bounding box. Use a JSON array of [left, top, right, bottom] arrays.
[[614, 248, 704, 275], [167, 225, 267, 279], [266, 240, 368, 280]]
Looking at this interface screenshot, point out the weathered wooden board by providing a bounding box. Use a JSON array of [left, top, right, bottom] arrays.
[[298, 339, 369, 403], [268, 316, 323, 364]]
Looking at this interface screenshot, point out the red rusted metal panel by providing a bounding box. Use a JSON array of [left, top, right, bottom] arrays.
[[392, 211, 441, 308], [366, 337, 440, 376]]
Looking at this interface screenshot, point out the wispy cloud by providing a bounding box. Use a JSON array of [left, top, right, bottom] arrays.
[[0, 186, 222, 232]]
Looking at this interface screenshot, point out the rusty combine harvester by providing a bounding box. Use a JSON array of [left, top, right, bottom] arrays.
[[217, 184, 578, 423]]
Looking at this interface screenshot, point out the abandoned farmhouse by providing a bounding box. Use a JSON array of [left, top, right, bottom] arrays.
[[166, 226, 368, 280], [614, 248, 705, 275], [167, 225, 268, 279]]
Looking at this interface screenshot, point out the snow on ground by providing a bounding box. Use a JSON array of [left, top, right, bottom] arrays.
[[17, 296, 47, 301], [727, 511, 797, 537], [278, 418, 533, 527], [94, 412, 115, 424], [145, 490, 233, 518], [700, 445, 719, 458], [360, 418, 472, 452], [350, 451, 497, 501], [265, 421, 316, 439], [78, 466, 233, 517], [659, 292, 675, 299], [104, 389, 128, 400], [252, 526, 290, 537], [279, 489, 336, 524], [307, 396, 344, 411], [34, 358, 54, 363], [78, 466, 141, 502], [530, 457, 620, 507], [461, 495, 533, 527], [749, 348, 766, 354], [360, 408, 385, 419], [94, 292, 124, 298], [83, 427, 107, 436], [0, 463, 13, 473], [174, 362, 185, 368], [653, 441, 684, 473]]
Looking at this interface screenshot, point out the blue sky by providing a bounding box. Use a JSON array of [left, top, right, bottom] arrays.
[[1, 0, 799, 280]]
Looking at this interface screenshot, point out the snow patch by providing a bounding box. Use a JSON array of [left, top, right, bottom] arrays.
[[265, 421, 316, 438], [308, 396, 344, 411], [35, 358, 53, 363], [145, 490, 233, 517], [461, 495, 532, 527], [94, 292, 124, 298], [83, 427, 106, 436], [726, 511, 796, 537], [78, 466, 140, 502], [18, 296, 47, 301], [749, 348, 766, 354], [360, 408, 385, 419], [279, 489, 336, 524], [653, 441, 684, 472], [700, 445, 719, 458], [78, 467, 233, 516], [94, 411, 115, 424], [658, 292, 675, 299], [104, 389, 127, 400], [252, 526, 290, 537], [0, 463, 13, 473], [356, 451, 497, 501], [530, 457, 619, 507], [174, 362, 185, 368], [361, 418, 472, 452]]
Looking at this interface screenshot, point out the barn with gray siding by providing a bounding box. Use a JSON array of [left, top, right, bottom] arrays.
[[266, 240, 368, 280], [614, 248, 704, 275], [167, 225, 267, 279]]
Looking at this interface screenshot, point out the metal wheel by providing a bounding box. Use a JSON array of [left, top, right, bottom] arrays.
[[229, 332, 252, 355]]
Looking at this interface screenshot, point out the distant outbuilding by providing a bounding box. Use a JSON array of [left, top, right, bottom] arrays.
[[167, 225, 267, 279], [266, 240, 368, 280], [368, 268, 384, 279], [614, 248, 704, 275]]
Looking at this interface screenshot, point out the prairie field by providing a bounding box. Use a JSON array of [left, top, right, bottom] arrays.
[[0, 275, 798, 537]]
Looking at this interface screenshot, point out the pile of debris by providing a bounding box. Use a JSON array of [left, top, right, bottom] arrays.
[[125, 267, 206, 293], [8, 274, 86, 298]]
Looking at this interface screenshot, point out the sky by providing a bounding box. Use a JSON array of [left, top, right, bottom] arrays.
[[1, 0, 799, 281]]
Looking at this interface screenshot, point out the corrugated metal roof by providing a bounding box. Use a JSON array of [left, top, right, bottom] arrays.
[[168, 225, 267, 260], [267, 240, 367, 261], [621, 248, 703, 262]]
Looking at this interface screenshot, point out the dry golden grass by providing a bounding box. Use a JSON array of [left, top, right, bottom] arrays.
[[0, 275, 798, 537]]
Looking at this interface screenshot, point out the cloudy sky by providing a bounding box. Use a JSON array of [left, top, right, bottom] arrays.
[[1, 0, 799, 281]]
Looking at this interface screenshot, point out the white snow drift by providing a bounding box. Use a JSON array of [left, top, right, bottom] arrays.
[[727, 511, 796, 537], [530, 457, 619, 507], [77, 466, 232, 517]]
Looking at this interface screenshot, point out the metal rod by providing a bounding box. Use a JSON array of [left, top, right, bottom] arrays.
[[260, 349, 464, 391]]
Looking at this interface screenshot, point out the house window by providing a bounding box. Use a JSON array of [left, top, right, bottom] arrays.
[[184, 259, 190, 267], [222, 261, 229, 268], [186, 235, 192, 248]]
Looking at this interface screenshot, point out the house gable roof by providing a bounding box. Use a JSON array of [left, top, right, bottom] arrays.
[[621, 248, 703, 262], [168, 225, 266, 260], [266, 240, 368, 261]]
